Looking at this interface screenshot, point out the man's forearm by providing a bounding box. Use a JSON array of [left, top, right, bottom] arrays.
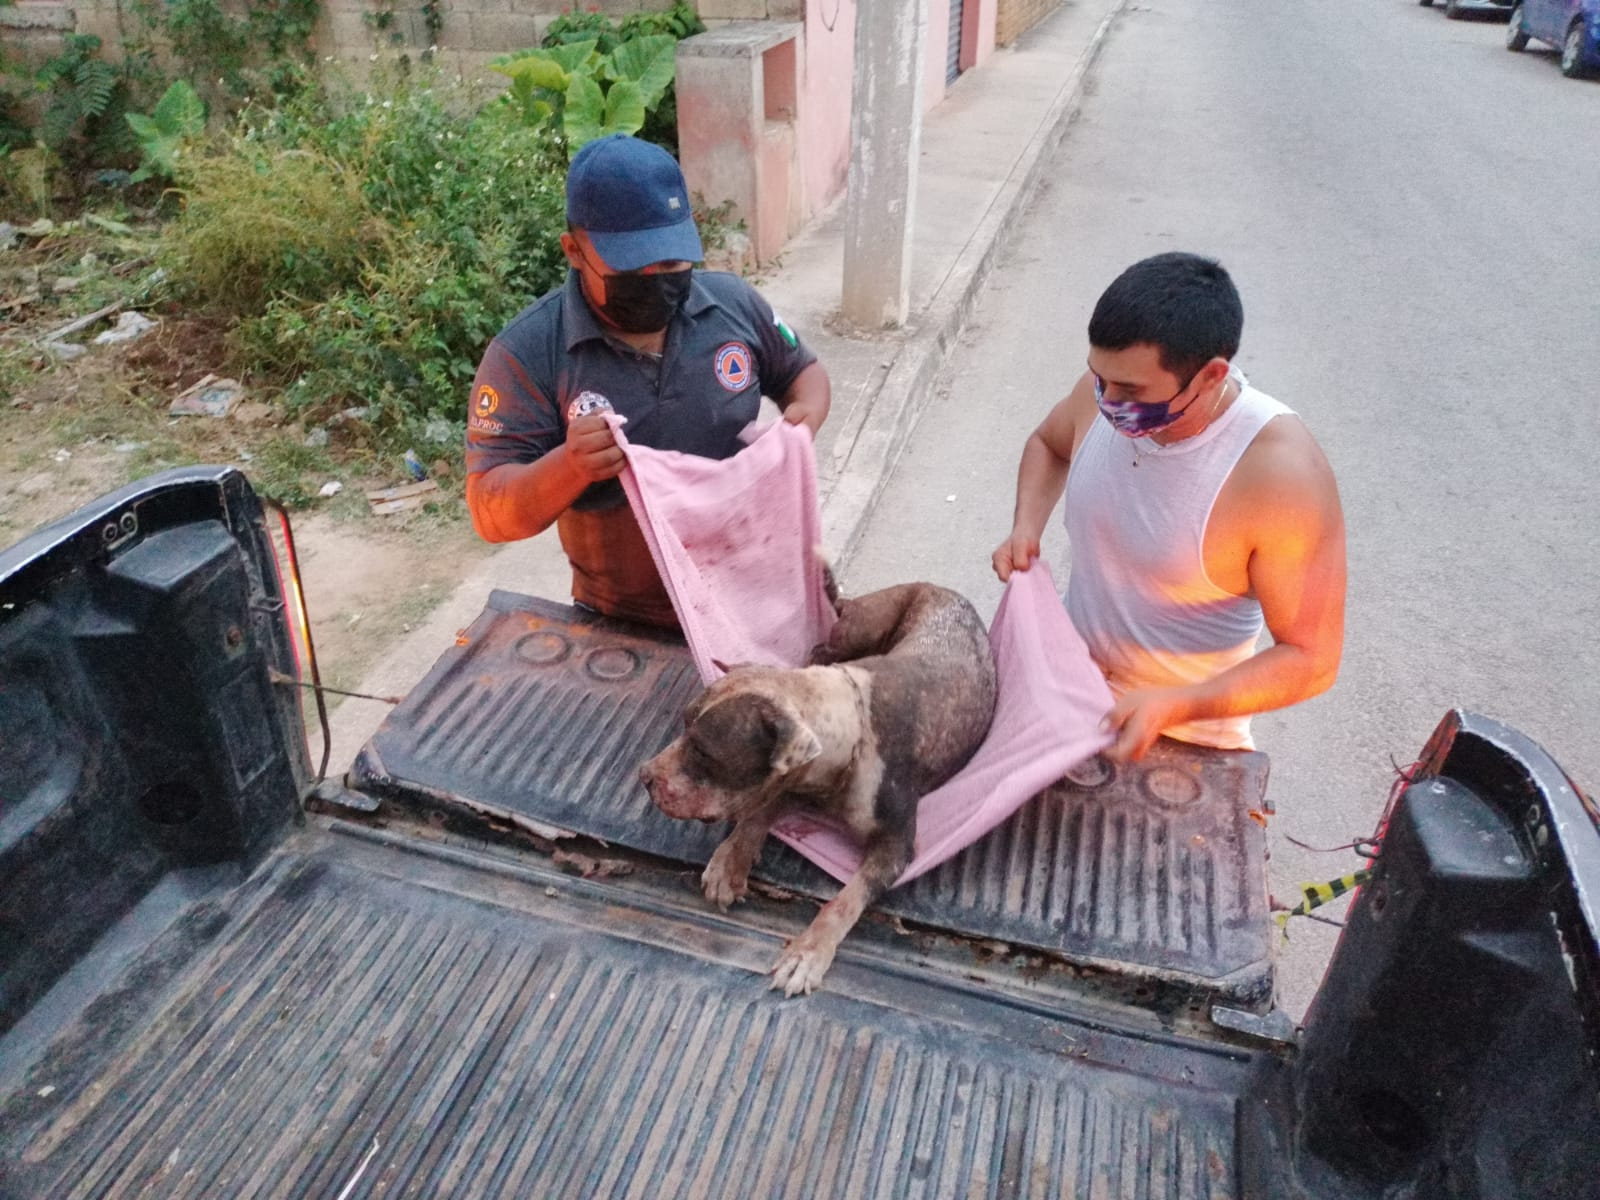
[[1011, 433, 1070, 539], [465, 452, 588, 543], [779, 363, 831, 435], [1173, 642, 1339, 723]]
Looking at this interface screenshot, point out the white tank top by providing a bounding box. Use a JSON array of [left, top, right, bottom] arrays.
[[1063, 371, 1293, 750]]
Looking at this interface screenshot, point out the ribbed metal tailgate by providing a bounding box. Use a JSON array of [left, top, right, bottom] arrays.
[[351, 591, 1273, 1005], [0, 824, 1284, 1199]]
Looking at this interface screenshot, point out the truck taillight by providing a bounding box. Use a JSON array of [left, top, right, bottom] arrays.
[[265, 509, 310, 678], [263, 500, 330, 781]]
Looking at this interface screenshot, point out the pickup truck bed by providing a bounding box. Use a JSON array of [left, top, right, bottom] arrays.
[[4, 467, 1595, 1199], [0, 813, 1297, 1199]]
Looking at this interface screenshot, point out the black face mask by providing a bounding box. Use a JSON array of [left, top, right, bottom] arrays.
[[585, 262, 692, 334]]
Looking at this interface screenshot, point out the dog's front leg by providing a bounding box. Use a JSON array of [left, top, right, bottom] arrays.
[[702, 802, 785, 911], [770, 825, 913, 997]]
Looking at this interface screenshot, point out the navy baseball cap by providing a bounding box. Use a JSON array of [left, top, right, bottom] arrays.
[[566, 135, 704, 271]]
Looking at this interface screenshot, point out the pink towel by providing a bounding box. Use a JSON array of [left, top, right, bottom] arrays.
[[610, 415, 836, 682], [613, 417, 1113, 885], [771, 564, 1114, 885]]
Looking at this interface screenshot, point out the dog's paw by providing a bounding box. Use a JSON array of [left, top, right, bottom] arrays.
[[701, 851, 749, 912], [769, 935, 836, 997]]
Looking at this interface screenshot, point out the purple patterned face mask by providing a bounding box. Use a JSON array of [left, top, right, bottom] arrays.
[[1093, 372, 1199, 438]]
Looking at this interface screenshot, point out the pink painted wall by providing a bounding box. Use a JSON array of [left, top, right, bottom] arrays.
[[962, 0, 998, 72], [923, 0, 951, 113], [797, 0, 857, 218], [923, 0, 999, 104]]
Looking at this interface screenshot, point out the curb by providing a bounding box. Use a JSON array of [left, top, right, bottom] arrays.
[[819, 0, 1126, 568]]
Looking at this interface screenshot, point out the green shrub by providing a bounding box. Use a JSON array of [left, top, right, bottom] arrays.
[[209, 77, 568, 444], [31, 35, 141, 171], [165, 144, 388, 317]]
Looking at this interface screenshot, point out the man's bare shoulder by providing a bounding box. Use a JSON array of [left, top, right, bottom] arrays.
[[1039, 370, 1100, 459], [1232, 413, 1341, 517]]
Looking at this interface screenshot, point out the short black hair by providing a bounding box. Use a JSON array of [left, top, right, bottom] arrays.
[[1087, 253, 1243, 380]]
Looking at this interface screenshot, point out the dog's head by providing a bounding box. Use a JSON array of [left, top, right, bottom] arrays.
[[639, 668, 835, 823]]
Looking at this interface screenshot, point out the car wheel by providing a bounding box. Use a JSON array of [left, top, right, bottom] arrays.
[[1506, 4, 1530, 49], [1561, 20, 1592, 76], [1445, 0, 1465, 18]]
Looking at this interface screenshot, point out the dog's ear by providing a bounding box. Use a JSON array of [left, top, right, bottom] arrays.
[[769, 710, 822, 775]]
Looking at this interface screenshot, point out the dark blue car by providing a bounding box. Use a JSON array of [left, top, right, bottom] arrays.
[[1507, 0, 1600, 77]]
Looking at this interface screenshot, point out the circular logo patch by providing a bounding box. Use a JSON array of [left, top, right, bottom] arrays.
[[474, 384, 500, 417], [714, 342, 753, 393]]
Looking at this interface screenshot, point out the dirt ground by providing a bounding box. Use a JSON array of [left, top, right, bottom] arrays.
[[2, 295, 493, 702]]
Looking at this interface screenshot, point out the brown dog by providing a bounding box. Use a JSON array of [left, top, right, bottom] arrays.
[[639, 583, 997, 995]]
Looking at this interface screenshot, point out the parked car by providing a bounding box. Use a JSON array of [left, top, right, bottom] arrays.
[[1507, 0, 1600, 75], [1420, 0, 1513, 20]]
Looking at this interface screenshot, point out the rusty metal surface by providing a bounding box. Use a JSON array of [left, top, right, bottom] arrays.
[[0, 827, 1282, 1199], [352, 593, 1272, 1004]]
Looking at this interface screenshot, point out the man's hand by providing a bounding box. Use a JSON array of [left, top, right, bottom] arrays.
[[991, 530, 1040, 582], [1101, 687, 1195, 762], [779, 362, 831, 437], [566, 413, 625, 483]]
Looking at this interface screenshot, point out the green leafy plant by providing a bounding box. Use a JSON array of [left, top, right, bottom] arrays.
[[490, 34, 677, 153], [537, 3, 701, 153], [34, 35, 119, 154], [543, 3, 703, 54], [126, 80, 207, 183]]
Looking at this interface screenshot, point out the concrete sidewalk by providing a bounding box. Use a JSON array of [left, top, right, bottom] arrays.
[[321, 0, 1125, 773]]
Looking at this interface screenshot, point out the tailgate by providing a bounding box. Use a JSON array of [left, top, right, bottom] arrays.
[[351, 589, 1276, 1009]]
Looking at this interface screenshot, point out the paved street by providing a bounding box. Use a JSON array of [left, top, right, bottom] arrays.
[[842, 0, 1600, 1018]]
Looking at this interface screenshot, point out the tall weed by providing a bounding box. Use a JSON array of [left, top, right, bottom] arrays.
[[204, 75, 568, 446], [165, 145, 388, 316]]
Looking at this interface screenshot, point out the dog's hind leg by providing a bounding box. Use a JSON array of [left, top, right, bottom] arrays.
[[769, 820, 914, 997], [807, 584, 923, 665]]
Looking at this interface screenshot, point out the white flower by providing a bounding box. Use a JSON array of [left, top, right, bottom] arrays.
[[370, 53, 379, 63], [382, 100, 392, 109]]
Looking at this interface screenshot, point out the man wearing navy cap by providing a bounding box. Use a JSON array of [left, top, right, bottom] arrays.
[[465, 134, 831, 628]]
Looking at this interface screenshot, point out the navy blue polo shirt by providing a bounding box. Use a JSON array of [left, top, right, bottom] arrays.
[[465, 269, 817, 512]]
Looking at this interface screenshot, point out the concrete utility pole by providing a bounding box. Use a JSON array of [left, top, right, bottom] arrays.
[[840, 0, 927, 329]]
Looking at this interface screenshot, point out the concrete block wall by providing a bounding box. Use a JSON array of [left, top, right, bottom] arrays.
[[696, 0, 802, 21], [0, 0, 681, 86], [994, 0, 1058, 47], [0, 4, 78, 73]]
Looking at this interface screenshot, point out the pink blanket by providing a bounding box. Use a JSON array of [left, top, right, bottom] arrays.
[[613, 416, 1113, 885], [610, 416, 836, 681]]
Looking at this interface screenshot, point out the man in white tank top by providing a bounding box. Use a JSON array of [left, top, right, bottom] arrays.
[[991, 253, 1346, 761]]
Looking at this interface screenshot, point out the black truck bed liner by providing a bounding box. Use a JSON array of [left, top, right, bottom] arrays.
[[352, 590, 1276, 1008], [0, 819, 1294, 1199]]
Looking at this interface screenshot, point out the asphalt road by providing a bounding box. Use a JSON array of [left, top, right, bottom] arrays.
[[842, 0, 1600, 1018]]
